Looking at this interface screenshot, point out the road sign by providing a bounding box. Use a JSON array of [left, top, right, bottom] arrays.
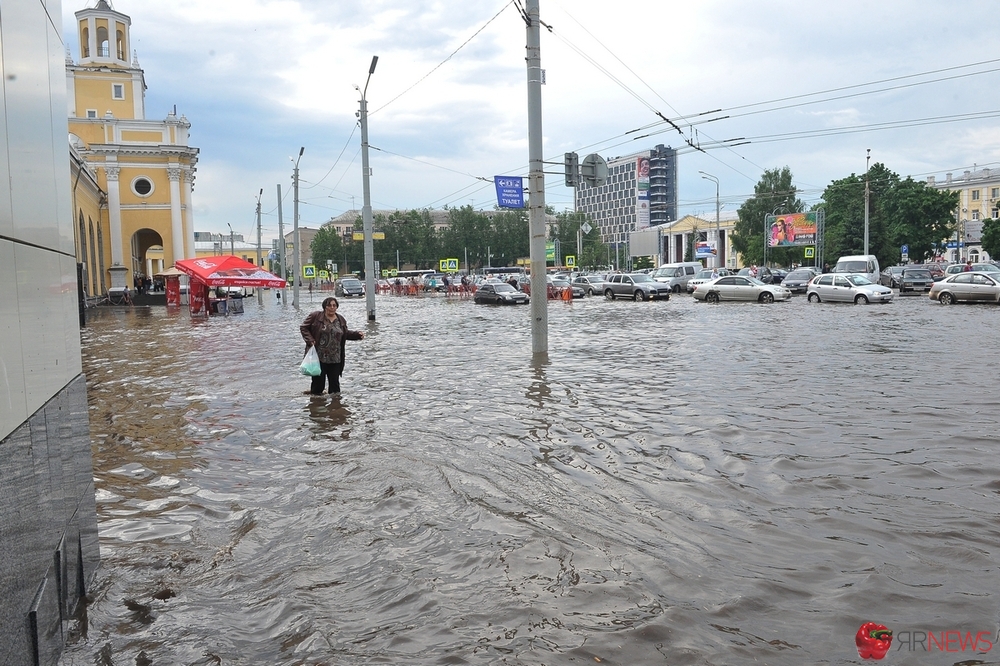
[[353, 232, 364, 241], [901, 244, 909, 260], [373, 232, 385, 240], [439, 258, 460, 272], [581, 222, 592, 234], [302, 264, 316, 278], [581, 154, 608, 186], [565, 255, 576, 267], [318, 270, 329, 280], [804, 247, 815, 259]]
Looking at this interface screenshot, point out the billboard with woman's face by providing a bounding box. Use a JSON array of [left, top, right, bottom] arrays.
[[767, 212, 817, 247]]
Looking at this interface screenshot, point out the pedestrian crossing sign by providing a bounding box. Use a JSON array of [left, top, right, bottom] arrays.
[[804, 247, 815, 259], [303, 264, 316, 278], [440, 258, 459, 272]]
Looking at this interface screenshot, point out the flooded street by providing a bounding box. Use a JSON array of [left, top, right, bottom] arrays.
[[61, 292, 1000, 665]]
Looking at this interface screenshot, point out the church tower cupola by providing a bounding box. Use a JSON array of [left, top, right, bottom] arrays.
[[76, 0, 131, 67]]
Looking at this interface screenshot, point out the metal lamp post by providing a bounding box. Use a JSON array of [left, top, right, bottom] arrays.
[[359, 55, 378, 321], [864, 149, 871, 257], [227, 223, 234, 255], [292, 146, 304, 307], [699, 171, 720, 268]]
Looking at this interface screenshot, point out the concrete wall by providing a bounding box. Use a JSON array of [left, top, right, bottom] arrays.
[[0, 0, 101, 664]]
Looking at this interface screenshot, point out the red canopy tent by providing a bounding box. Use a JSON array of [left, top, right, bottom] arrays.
[[174, 255, 286, 315]]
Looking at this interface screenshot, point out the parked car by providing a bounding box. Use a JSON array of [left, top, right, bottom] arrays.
[[920, 263, 946, 281], [737, 266, 775, 284], [898, 267, 933, 294], [879, 266, 905, 288], [692, 275, 792, 303], [686, 268, 731, 293], [473, 282, 529, 305], [572, 275, 606, 296], [944, 263, 1000, 276], [780, 268, 819, 294], [807, 273, 893, 304], [335, 277, 364, 297], [604, 273, 672, 301], [769, 268, 789, 284], [928, 272, 1000, 304], [651, 261, 703, 292], [550, 277, 585, 298]]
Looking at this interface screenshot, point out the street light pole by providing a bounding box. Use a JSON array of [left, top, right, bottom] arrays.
[[700, 171, 720, 268], [255, 188, 263, 304], [276, 183, 285, 304], [864, 148, 871, 257], [359, 55, 379, 322], [292, 147, 304, 307], [227, 223, 234, 255]]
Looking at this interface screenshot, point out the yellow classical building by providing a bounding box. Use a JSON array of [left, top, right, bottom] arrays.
[[67, 0, 198, 295]]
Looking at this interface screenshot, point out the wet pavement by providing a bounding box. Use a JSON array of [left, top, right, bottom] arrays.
[[60, 291, 1000, 665]]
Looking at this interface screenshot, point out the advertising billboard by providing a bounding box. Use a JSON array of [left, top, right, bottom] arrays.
[[767, 212, 817, 247], [695, 241, 717, 259]]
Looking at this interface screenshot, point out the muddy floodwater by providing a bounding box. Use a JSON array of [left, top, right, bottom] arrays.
[[60, 292, 1000, 665]]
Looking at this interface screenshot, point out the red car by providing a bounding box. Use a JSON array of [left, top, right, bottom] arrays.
[[918, 263, 946, 281]]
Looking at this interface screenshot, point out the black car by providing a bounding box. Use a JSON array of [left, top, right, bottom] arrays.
[[879, 266, 905, 288], [474, 282, 529, 305], [898, 267, 933, 293], [780, 268, 819, 294], [737, 267, 775, 284], [335, 277, 364, 297]]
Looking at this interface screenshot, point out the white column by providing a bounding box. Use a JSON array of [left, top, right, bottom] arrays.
[[168, 166, 184, 263], [183, 168, 196, 259], [146, 257, 153, 277], [105, 165, 124, 266]]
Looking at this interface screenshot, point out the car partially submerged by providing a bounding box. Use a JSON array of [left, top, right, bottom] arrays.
[[807, 274, 893, 304], [474, 282, 529, 305], [692, 275, 791, 303], [928, 272, 1000, 304]]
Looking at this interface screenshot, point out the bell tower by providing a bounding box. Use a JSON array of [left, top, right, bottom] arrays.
[[70, 0, 145, 120]]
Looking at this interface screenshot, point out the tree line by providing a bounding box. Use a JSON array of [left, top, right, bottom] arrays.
[[731, 164, 960, 269], [310, 162, 974, 277], [309, 206, 609, 275]]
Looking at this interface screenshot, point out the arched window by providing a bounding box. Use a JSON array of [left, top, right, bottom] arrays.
[[88, 219, 98, 297], [97, 225, 107, 293], [97, 26, 109, 57], [81, 27, 90, 58], [116, 29, 125, 60]]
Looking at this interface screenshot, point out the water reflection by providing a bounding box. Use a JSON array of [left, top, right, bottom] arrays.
[[61, 295, 1000, 666]]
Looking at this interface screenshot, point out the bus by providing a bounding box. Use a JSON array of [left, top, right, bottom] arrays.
[[392, 269, 434, 280]]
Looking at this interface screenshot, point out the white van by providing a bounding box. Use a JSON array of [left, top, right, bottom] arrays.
[[833, 255, 880, 285], [651, 261, 703, 292]]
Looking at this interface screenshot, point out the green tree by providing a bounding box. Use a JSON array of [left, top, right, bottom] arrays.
[[310, 225, 344, 276], [731, 167, 803, 267], [981, 216, 1000, 259], [822, 164, 957, 267]]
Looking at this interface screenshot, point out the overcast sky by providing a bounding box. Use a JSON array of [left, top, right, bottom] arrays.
[[63, 0, 1000, 243]]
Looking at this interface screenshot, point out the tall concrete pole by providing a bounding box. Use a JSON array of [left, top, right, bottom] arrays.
[[360, 55, 378, 321], [277, 183, 286, 304], [293, 147, 303, 308], [526, 0, 548, 355]]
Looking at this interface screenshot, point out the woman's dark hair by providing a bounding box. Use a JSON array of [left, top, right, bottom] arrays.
[[322, 297, 339, 309]]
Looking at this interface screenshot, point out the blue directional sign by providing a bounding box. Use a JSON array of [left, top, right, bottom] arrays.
[[494, 176, 524, 209]]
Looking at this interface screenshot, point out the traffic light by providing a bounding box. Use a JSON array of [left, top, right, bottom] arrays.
[[564, 152, 579, 188]]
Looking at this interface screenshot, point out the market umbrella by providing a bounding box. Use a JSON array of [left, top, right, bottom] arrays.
[[174, 255, 286, 288]]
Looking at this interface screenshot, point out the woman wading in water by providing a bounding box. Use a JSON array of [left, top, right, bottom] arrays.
[[299, 297, 364, 394]]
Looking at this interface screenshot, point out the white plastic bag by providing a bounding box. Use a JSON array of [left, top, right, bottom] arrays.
[[299, 347, 321, 376]]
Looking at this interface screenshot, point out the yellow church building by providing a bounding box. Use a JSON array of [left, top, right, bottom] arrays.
[[67, 0, 198, 296]]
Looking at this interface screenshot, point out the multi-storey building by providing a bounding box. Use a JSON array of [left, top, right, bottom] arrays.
[[575, 144, 677, 244], [67, 0, 199, 295], [928, 167, 1000, 262]]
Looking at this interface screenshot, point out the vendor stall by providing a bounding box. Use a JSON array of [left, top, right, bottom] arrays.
[[174, 255, 286, 316]]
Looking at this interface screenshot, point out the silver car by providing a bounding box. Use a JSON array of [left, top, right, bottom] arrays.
[[604, 273, 672, 301], [692, 275, 791, 303], [928, 272, 1000, 304], [807, 274, 893, 304], [572, 275, 606, 296]]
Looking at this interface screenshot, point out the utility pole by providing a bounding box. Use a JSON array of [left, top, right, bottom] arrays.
[[256, 188, 263, 304], [864, 148, 871, 257], [277, 183, 285, 304], [227, 223, 234, 255], [292, 147, 304, 308], [360, 55, 379, 321], [525, 0, 548, 355]]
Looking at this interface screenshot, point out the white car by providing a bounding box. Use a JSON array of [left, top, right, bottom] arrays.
[[807, 274, 893, 304], [692, 275, 791, 303]]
